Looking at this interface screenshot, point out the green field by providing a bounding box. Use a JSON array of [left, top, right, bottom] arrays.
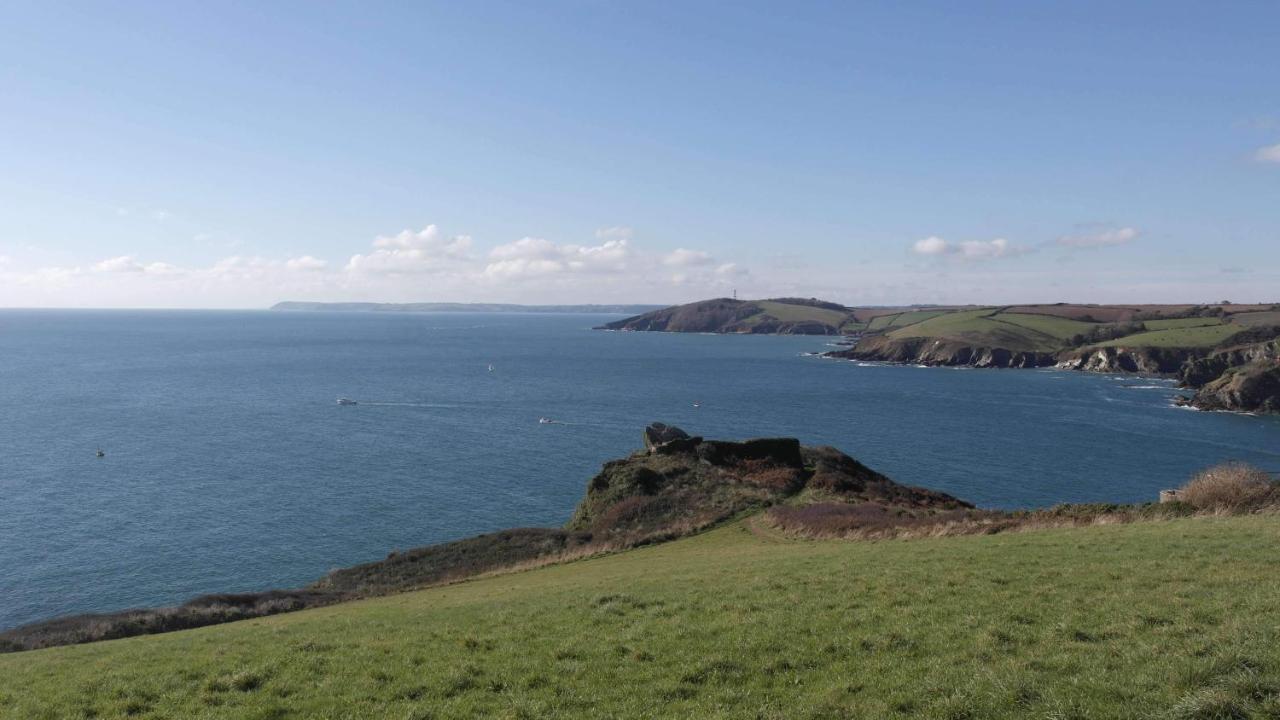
[[886, 310, 949, 328], [988, 312, 1097, 341], [1143, 317, 1227, 331], [881, 308, 1077, 352], [1093, 324, 1242, 348], [5, 516, 1279, 719], [751, 301, 852, 326]]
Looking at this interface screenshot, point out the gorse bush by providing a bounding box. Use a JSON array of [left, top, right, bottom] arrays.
[[1178, 463, 1278, 512]]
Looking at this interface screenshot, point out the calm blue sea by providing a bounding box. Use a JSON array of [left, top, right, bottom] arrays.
[[1, 310, 1278, 629]]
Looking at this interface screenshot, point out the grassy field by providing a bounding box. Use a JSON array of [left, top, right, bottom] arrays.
[[1144, 317, 1227, 331], [749, 301, 851, 326], [989, 312, 1097, 341], [4, 515, 1280, 719], [882, 308, 1080, 352], [1093, 324, 1242, 348]]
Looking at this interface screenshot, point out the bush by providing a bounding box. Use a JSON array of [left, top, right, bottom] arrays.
[[1178, 463, 1278, 512]]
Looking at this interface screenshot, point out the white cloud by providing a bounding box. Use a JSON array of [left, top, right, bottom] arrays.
[[912, 236, 950, 256], [93, 256, 146, 273], [1254, 143, 1280, 163], [483, 237, 633, 280], [663, 248, 715, 267], [912, 236, 1026, 260], [346, 224, 473, 274], [1057, 226, 1140, 248], [0, 224, 744, 307], [286, 255, 328, 271]]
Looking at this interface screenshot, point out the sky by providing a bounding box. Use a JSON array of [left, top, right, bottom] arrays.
[[1, 1, 1278, 309]]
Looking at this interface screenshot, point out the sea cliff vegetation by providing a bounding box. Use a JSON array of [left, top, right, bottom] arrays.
[[604, 299, 1280, 413]]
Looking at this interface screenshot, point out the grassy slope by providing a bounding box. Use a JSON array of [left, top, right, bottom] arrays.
[[1093, 324, 1242, 348], [4, 517, 1280, 719], [989, 312, 1096, 340], [882, 309, 1077, 352], [1144, 317, 1226, 331], [751, 301, 851, 326]]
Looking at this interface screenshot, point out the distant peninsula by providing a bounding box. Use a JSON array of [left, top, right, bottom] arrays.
[[603, 297, 1280, 414], [272, 301, 665, 314]]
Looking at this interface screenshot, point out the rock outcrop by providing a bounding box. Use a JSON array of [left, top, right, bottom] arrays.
[[567, 424, 969, 538], [830, 336, 1056, 368], [1053, 346, 1199, 375], [1182, 360, 1280, 414]]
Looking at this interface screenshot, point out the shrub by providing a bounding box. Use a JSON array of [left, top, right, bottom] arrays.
[[1178, 464, 1277, 512]]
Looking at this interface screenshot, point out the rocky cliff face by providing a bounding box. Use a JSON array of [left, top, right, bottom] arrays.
[[830, 335, 1056, 368], [1180, 340, 1280, 387], [1184, 361, 1280, 414], [1053, 346, 1199, 375]]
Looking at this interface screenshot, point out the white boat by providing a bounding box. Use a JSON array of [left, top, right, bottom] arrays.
[[488, 363, 495, 372], [336, 397, 358, 406]]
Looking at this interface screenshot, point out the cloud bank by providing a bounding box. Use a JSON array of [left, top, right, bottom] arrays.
[[0, 225, 743, 308]]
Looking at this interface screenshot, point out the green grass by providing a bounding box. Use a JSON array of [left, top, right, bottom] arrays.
[[5, 516, 1280, 719], [867, 313, 899, 331], [1143, 317, 1227, 331], [752, 301, 851, 326], [885, 310, 949, 328], [988, 312, 1098, 341], [1093, 324, 1242, 348], [883, 308, 1073, 352]]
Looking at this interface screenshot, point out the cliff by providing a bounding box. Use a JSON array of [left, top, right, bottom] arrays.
[[1184, 361, 1280, 414], [833, 335, 1057, 368]]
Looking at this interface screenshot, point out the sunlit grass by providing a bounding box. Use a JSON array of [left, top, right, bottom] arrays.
[[3, 515, 1280, 719]]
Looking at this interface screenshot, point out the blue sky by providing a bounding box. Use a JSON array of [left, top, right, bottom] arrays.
[[1, 1, 1277, 307]]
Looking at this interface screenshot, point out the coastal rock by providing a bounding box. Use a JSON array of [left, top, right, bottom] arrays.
[[643, 422, 692, 451], [829, 336, 1056, 368], [568, 430, 968, 536], [1180, 339, 1280, 388], [1186, 360, 1280, 414], [1052, 346, 1198, 375]]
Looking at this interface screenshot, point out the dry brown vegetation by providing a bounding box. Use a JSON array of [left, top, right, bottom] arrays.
[[1176, 463, 1280, 512], [764, 463, 1279, 541]]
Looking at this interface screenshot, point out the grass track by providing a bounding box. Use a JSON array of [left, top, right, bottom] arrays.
[[3, 516, 1280, 719]]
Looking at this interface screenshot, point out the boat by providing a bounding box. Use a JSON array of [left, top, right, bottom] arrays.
[[488, 363, 495, 372], [95, 448, 105, 458], [538, 417, 560, 425], [336, 397, 358, 406]]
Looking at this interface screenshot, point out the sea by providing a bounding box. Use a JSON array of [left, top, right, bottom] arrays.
[[2, 309, 1278, 630]]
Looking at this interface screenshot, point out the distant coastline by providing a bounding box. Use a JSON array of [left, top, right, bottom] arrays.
[[601, 297, 1280, 414], [272, 301, 667, 314]]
